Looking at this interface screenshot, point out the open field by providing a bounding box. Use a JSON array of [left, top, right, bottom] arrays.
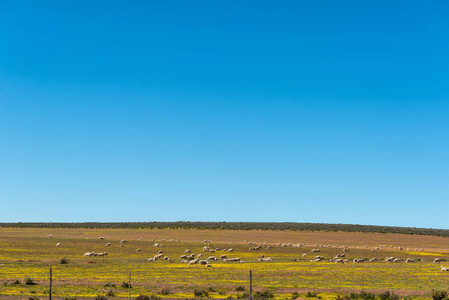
[[1, 227, 449, 299]]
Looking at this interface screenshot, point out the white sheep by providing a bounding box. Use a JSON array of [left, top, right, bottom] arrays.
[[440, 266, 449, 272], [56, 243, 61, 247], [188, 259, 198, 266]]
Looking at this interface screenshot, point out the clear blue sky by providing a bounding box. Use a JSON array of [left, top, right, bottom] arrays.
[[1, 1, 448, 228]]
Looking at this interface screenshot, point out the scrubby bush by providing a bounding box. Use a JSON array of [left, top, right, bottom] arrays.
[[431, 290, 448, 300], [337, 291, 376, 300], [194, 289, 209, 297], [104, 283, 116, 288], [135, 295, 150, 300], [305, 291, 319, 298], [60, 257, 69, 264], [63, 297, 77, 300], [254, 290, 275, 299], [95, 295, 108, 300], [236, 286, 246, 291], [237, 292, 250, 299], [24, 277, 37, 285], [160, 287, 171, 295], [292, 292, 300, 299], [106, 289, 115, 297], [378, 291, 399, 300], [121, 282, 131, 288]]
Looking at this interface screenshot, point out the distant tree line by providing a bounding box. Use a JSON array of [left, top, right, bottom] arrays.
[[0, 222, 448, 237]]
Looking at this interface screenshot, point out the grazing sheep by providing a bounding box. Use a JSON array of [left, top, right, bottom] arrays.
[[206, 264, 212, 267], [106, 243, 112, 246], [188, 259, 198, 266], [153, 243, 159, 247], [369, 258, 378, 262], [97, 252, 108, 257], [120, 244, 124, 248], [385, 257, 395, 263], [56, 243, 61, 247], [258, 257, 273, 262], [184, 249, 191, 254], [405, 258, 415, 263], [223, 257, 240, 262], [219, 255, 227, 259], [207, 256, 217, 261], [199, 260, 208, 266], [99, 237, 106, 240], [179, 255, 188, 260], [433, 258, 442, 263], [335, 258, 344, 264], [157, 250, 164, 254], [47, 235, 53, 238], [164, 256, 170, 261], [441, 266, 449, 272], [227, 248, 234, 252], [353, 258, 364, 263], [120, 240, 127, 244], [267, 246, 272, 249], [136, 249, 142, 252], [393, 258, 402, 263], [302, 253, 307, 258]]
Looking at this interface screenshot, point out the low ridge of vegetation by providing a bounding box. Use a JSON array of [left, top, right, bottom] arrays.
[[0, 222, 448, 237]]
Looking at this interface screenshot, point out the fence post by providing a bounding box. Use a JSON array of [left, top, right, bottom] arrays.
[[129, 271, 132, 300], [49, 267, 52, 300], [249, 270, 252, 300]]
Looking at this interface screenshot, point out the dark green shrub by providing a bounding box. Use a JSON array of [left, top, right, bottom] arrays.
[[237, 292, 250, 299], [106, 289, 115, 297], [121, 282, 131, 288], [292, 292, 300, 299], [28, 297, 40, 300], [306, 291, 319, 298], [378, 291, 399, 300], [236, 286, 246, 291], [104, 283, 116, 288], [431, 290, 448, 300], [194, 289, 209, 297], [24, 277, 37, 285], [95, 295, 108, 300], [254, 290, 275, 299], [160, 287, 171, 295], [63, 297, 77, 300], [60, 257, 69, 264], [135, 296, 150, 300]]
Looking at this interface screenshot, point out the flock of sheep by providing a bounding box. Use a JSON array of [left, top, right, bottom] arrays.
[[46, 234, 449, 272]]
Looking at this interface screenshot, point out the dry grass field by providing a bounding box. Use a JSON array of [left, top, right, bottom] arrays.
[[1, 227, 449, 300]]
